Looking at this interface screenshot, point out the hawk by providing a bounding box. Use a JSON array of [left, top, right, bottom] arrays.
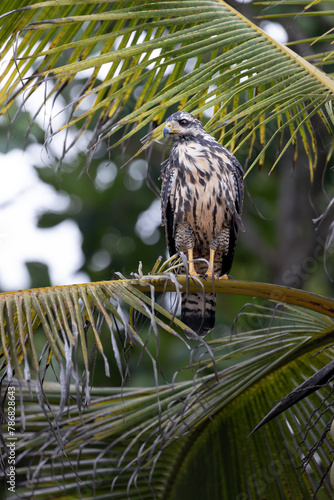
[[161, 112, 244, 338]]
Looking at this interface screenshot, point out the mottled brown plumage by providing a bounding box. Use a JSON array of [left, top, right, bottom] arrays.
[[161, 112, 244, 338]]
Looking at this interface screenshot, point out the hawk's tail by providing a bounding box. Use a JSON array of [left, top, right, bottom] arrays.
[[181, 292, 216, 338]]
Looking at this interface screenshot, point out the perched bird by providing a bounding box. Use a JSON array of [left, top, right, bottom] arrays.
[[161, 111, 244, 338]]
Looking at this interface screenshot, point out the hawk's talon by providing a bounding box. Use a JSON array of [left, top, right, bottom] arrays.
[[204, 272, 228, 280]]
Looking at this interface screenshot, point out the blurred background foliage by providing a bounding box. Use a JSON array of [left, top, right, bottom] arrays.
[[0, 0, 333, 391]]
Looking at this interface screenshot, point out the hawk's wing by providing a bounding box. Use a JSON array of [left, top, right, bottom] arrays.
[[230, 153, 245, 227], [220, 151, 244, 276], [160, 159, 177, 257]]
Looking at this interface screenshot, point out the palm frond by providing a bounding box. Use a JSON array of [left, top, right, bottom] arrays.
[[2, 302, 334, 498], [0, 264, 191, 415], [254, 0, 334, 69], [1, 261, 334, 496], [1, 264, 334, 397], [251, 358, 334, 434], [0, 0, 333, 174]]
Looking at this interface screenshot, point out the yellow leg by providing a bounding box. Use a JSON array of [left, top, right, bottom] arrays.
[[187, 248, 201, 277], [205, 248, 215, 278], [206, 248, 228, 280]]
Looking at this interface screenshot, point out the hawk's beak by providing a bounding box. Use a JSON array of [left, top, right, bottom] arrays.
[[163, 121, 180, 137], [163, 124, 171, 138]]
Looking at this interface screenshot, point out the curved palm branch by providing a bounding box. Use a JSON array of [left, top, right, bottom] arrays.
[[1, 260, 334, 389], [0, 0, 333, 175]]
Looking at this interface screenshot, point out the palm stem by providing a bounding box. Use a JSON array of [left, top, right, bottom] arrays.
[[1, 276, 333, 318]]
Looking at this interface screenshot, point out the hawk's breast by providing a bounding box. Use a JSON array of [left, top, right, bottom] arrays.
[[171, 139, 235, 248]]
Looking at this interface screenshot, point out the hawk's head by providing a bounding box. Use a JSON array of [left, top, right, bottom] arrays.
[[163, 112, 205, 142]]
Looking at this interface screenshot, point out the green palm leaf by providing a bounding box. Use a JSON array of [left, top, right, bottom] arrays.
[[0, 0, 333, 175]]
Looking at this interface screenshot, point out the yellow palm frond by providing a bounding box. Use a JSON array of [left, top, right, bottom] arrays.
[[0, 0, 333, 176]]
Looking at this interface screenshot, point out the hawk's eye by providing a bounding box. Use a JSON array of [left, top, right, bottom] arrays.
[[178, 119, 189, 126]]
